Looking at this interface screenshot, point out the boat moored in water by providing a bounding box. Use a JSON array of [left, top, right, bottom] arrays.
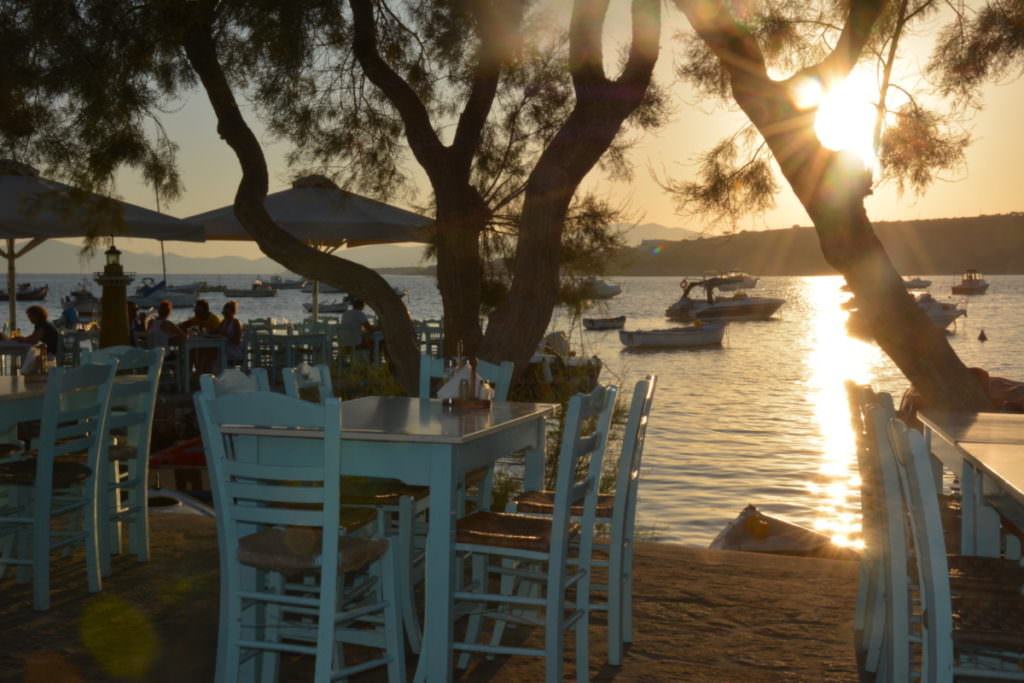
[[703, 270, 758, 291], [844, 292, 965, 337], [581, 277, 622, 299], [619, 320, 726, 349], [666, 277, 784, 321], [223, 279, 277, 298], [268, 275, 307, 289], [129, 278, 199, 308], [583, 315, 626, 330], [0, 283, 48, 301], [303, 300, 349, 313], [951, 269, 989, 295]]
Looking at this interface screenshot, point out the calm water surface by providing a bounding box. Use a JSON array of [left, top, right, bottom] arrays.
[[16, 271, 1024, 547]]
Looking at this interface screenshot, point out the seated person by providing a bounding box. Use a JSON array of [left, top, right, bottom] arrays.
[[148, 300, 186, 348], [181, 299, 222, 335], [1, 305, 60, 357], [340, 298, 373, 350]]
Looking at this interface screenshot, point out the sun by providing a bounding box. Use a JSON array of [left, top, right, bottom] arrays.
[[792, 70, 880, 168]]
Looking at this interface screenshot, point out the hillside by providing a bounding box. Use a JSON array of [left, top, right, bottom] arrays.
[[610, 213, 1024, 276]]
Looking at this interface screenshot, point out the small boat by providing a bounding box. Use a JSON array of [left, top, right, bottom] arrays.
[[223, 279, 277, 298], [301, 281, 344, 294], [61, 281, 101, 321], [268, 275, 307, 289], [303, 300, 349, 313], [619, 320, 726, 349], [583, 315, 626, 331], [581, 277, 622, 299], [163, 280, 207, 293], [902, 277, 931, 289], [129, 277, 198, 308], [0, 283, 48, 301], [710, 504, 859, 561], [951, 269, 989, 295], [666, 277, 785, 322], [845, 292, 966, 337], [703, 270, 759, 291]]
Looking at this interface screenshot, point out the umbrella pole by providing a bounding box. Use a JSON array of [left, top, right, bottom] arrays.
[[312, 280, 320, 322], [160, 240, 167, 283], [5, 239, 14, 333]]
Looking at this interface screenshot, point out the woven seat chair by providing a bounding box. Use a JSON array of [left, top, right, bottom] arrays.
[[194, 391, 405, 683], [451, 383, 616, 682], [851, 384, 1024, 681], [81, 345, 164, 576], [509, 375, 656, 665], [0, 361, 117, 610]]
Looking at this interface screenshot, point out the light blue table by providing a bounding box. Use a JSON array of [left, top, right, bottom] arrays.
[[226, 396, 555, 681]]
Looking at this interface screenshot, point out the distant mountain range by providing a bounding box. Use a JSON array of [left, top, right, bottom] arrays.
[[14, 239, 432, 274], [12, 213, 1023, 276]]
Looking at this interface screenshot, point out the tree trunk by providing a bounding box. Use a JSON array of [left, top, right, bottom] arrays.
[[182, 22, 419, 394], [433, 193, 488, 359], [679, 0, 991, 412]]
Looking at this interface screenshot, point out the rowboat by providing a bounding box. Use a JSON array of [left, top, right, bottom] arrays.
[[619, 320, 726, 349], [583, 315, 626, 330], [710, 504, 859, 560]]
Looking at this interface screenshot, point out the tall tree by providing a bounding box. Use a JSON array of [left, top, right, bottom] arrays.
[[675, 0, 991, 410]]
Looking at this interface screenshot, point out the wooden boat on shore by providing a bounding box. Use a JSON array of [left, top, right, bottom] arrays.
[[619, 320, 726, 349], [0, 283, 48, 301], [583, 315, 626, 330], [710, 505, 859, 561]]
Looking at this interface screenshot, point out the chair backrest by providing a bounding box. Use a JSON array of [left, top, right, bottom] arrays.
[[549, 384, 617, 582], [81, 347, 164, 453], [193, 391, 343, 585], [282, 333, 329, 368], [609, 375, 657, 537], [888, 418, 956, 682], [417, 355, 514, 400], [281, 362, 333, 402], [198, 367, 271, 398], [36, 361, 118, 489]]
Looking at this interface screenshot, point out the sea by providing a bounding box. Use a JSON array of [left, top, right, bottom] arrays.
[[9, 272, 1024, 548]]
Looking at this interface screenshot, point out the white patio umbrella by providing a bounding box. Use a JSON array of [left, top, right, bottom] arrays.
[[185, 175, 433, 318], [0, 160, 205, 329]]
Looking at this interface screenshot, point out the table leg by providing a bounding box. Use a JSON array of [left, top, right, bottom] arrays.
[[416, 448, 457, 683]]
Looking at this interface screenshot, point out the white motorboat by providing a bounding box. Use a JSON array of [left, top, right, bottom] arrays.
[[665, 277, 785, 322], [583, 315, 626, 330], [845, 292, 966, 336], [902, 277, 931, 289], [268, 275, 307, 289], [703, 270, 759, 291], [951, 269, 989, 295], [129, 277, 198, 308], [581, 277, 622, 299], [223, 279, 277, 298], [619, 320, 726, 349], [303, 300, 349, 313]]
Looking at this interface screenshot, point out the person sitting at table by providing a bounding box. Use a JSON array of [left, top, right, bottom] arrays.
[[181, 299, 221, 335], [148, 299, 186, 348], [216, 300, 244, 367], [340, 298, 373, 350], [0, 305, 60, 356]]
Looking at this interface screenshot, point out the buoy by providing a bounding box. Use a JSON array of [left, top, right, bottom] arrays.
[[978, 329, 988, 342]]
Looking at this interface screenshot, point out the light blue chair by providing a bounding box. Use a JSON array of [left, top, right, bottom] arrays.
[[193, 391, 406, 683], [0, 361, 118, 610], [81, 346, 164, 576], [451, 383, 617, 681], [509, 375, 657, 665]]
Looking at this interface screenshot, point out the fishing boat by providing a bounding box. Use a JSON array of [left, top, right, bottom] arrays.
[[951, 269, 989, 295], [581, 277, 622, 299], [129, 277, 198, 308], [268, 275, 307, 289], [583, 315, 626, 330], [61, 281, 101, 321], [619, 320, 726, 349], [666, 276, 785, 322], [223, 279, 277, 298], [0, 283, 48, 301], [710, 504, 859, 560], [303, 300, 349, 313], [844, 292, 966, 337]]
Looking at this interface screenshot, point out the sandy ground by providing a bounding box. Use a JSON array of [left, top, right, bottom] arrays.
[[0, 515, 859, 682]]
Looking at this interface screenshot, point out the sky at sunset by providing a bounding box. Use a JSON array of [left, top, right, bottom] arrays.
[[92, 5, 1023, 261]]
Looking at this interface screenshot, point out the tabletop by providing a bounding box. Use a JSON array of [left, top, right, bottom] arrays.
[[0, 373, 50, 401], [919, 411, 1024, 447]]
